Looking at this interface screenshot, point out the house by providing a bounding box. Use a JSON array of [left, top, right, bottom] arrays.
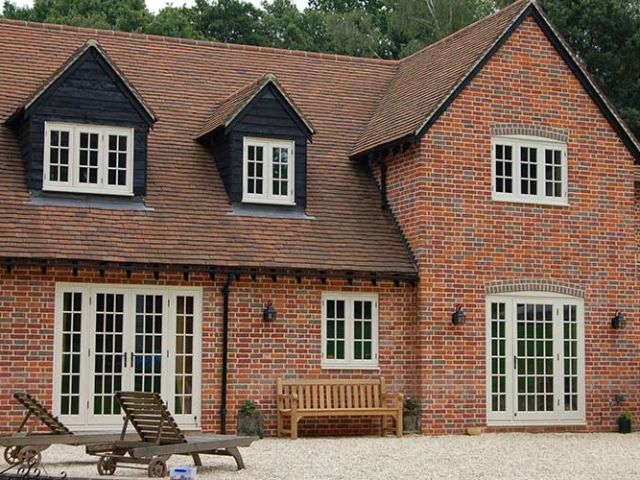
[[0, 0, 638, 437]]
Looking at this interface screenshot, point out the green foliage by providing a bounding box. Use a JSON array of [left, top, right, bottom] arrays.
[[404, 396, 420, 411], [386, 0, 494, 57], [620, 411, 633, 422], [145, 6, 203, 39], [2, 0, 151, 31], [191, 0, 266, 45], [240, 399, 259, 414], [1, 0, 638, 138]]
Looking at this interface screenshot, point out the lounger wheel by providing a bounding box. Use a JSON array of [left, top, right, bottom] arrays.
[[97, 455, 117, 476], [148, 458, 168, 478], [3, 446, 22, 465], [18, 447, 41, 467]]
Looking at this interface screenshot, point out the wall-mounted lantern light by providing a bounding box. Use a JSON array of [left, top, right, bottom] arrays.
[[451, 306, 466, 325], [611, 310, 624, 330], [263, 302, 277, 322]]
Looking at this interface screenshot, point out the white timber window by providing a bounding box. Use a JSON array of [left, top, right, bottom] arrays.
[[486, 292, 585, 426], [44, 122, 134, 195], [321, 292, 379, 369], [52, 284, 202, 430], [242, 137, 295, 205], [492, 136, 568, 205]]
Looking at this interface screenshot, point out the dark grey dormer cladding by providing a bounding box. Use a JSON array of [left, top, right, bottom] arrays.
[[197, 75, 313, 209], [6, 41, 155, 196]]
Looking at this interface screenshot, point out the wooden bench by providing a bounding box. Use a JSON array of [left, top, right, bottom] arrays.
[[276, 378, 403, 439]]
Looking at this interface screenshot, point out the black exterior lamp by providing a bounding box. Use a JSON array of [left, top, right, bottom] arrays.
[[263, 302, 277, 322], [611, 310, 624, 330], [451, 305, 466, 325]]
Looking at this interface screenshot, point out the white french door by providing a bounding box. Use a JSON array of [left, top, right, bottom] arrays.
[[486, 293, 585, 426], [53, 284, 202, 430]]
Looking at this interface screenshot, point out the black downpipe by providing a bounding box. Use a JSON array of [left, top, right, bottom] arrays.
[[380, 162, 388, 210], [220, 273, 233, 434]]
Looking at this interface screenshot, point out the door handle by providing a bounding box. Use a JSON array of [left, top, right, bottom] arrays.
[[123, 352, 127, 368]]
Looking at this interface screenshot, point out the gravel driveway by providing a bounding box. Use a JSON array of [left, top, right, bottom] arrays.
[[3, 433, 640, 480]]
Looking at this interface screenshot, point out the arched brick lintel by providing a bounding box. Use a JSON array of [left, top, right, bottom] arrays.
[[491, 124, 568, 143], [485, 279, 584, 298]]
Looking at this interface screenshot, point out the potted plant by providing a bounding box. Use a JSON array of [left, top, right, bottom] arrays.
[[403, 397, 421, 434], [237, 399, 264, 438], [618, 412, 633, 434]]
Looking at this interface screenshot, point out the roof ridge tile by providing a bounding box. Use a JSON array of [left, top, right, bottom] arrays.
[[0, 17, 398, 66]]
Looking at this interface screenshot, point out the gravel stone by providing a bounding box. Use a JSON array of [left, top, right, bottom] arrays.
[[3, 433, 640, 480]]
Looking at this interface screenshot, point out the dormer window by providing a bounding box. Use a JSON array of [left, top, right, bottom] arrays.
[[44, 122, 134, 195], [243, 137, 295, 205], [5, 40, 156, 198], [196, 73, 313, 212]]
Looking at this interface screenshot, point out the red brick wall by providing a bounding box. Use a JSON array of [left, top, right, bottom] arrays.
[[378, 16, 639, 434], [0, 265, 417, 436]]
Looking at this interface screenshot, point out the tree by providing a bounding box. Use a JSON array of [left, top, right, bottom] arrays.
[[145, 5, 203, 38], [386, 0, 494, 56], [2, 0, 151, 31], [261, 0, 313, 50], [190, 0, 266, 45]]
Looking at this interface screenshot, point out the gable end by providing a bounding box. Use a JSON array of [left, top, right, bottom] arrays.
[[413, 2, 640, 163]]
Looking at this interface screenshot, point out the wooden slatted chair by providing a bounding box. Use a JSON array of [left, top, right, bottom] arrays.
[[1, 392, 136, 466], [276, 378, 404, 439], [90, 391, 257, 477]]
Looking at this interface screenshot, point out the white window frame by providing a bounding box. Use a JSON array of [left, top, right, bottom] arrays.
[[485, 292, 585, 426], [242, 136, 295, 205], [52, 283, 202, 431], [321, 292, 379, 370], [43, 122, 134, 196], [491, 135, 568, 206]]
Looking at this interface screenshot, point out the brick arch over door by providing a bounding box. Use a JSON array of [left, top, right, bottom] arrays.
[[485, 279, 585, 298]]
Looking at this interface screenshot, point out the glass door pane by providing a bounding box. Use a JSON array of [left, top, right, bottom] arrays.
[[515, 303, 554, 417], [91, 292, 125, 421], [353, 300, 373, 360], [60, 292, 83, 416], [175, 295, 195, 415], [563, 305, 579, 412], [325, 299, 345, 361], [489, 302, 507, 413], [134, 294, 164, 394]]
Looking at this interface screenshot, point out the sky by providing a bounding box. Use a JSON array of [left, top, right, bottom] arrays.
[[7, 0, 310, 12]]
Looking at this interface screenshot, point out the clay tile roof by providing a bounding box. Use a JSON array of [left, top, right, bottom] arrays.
[[0, 18, 415, 276], [352, 0, 531, 157], [196, 73, 314, 139]]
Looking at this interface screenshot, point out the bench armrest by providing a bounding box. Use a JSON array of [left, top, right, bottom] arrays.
[[382, 392, 404, 408], [277, 393, 299, 410]]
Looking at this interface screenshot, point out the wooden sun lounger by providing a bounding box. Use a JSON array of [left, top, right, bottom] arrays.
[[0, 392, 136, 466], [90, 391, 257, 477]]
